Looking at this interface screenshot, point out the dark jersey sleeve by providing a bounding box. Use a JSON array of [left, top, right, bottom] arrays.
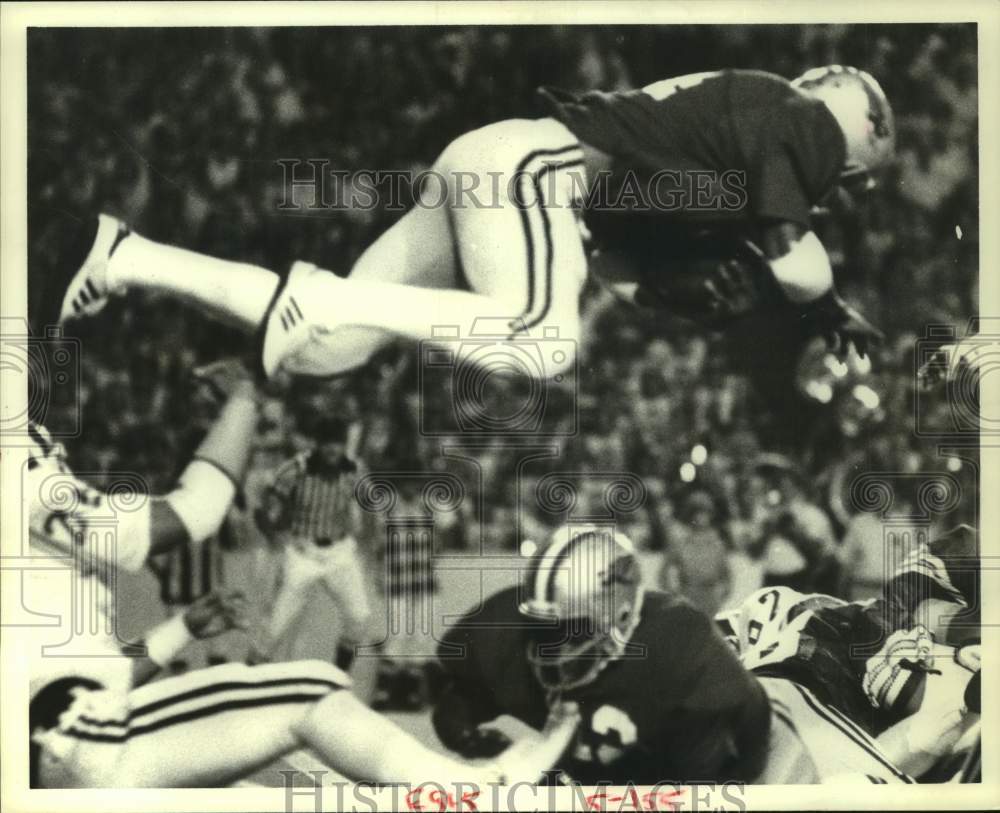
[[661, 604, 771, 781], [433, 590, 511, 748], [432, 587, 549, 752], [432, 617, 501, 753]]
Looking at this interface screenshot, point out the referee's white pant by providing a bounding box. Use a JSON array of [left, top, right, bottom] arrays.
[[268, 534, 374, 651]]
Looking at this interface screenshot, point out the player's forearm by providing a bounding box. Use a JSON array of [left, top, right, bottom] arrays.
[[378, 708, 577, 787], [129, 614, 195, 686], [151, 383, 259, 553], [875, 722, 933, 777], [761, 225, 833, 304]]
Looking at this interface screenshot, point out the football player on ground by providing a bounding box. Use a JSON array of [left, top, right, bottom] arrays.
[[25, 366, 580, 788], [430, 525, 773, 786], [718, 524, 981, 782], [54, 66, 887, 380]]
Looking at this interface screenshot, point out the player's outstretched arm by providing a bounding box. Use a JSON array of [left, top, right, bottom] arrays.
[[128, 591, 250, 686], [431, 676, 511, 758], [294, 690, 580, 786], [763, 223, 883, 358], [26, 362, 260, 578], [147, 364, 260, 556]]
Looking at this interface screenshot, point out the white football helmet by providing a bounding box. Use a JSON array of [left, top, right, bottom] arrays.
[[520, 525, 644, 692], [792, 65, 895, 189]]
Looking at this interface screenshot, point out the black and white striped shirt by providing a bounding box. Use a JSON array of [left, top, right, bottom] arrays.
[[265, 450, 361, 541]]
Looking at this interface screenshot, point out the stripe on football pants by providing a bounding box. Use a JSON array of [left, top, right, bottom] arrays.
[[791, 683, 914, 783], [66, 677, 340, 742], [67, 692, 328, 743], [510, 145, 584, 337]]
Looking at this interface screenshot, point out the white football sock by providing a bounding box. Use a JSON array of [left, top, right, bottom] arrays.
[[286, 272, 580, 379], [108, 232, 280, 330], [308, 275, 518, 341]]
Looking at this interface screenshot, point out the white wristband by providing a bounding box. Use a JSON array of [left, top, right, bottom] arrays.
[[145, 614, 194, 667]]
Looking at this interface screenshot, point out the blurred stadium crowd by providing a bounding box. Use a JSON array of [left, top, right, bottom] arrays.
[[29, 24, 978, 626]]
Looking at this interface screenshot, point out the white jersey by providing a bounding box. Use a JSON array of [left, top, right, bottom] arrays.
[[25, 423, 152, 697]]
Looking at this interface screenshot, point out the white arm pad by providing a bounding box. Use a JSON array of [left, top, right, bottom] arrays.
[[164, 459, 236, 543], [145, 613, 194, 666], [768, 230, 834, 304]]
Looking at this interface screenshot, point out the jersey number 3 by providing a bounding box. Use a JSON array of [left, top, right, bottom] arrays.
[[574, 705, 638, 765]]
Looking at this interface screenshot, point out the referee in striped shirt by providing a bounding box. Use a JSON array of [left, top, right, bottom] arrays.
[[255, 417, 371, 672]]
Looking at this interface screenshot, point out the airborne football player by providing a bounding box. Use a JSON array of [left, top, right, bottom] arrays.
[[53, 66, 889, 380]]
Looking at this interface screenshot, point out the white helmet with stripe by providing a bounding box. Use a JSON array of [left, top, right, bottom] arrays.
[[792, 65, 895, 190], [519, 524, 644, 692]]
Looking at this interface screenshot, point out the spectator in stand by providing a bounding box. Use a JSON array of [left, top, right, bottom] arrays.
[[660, 489, 732, 617], [839, 496, 922, 601], [755, 474, 841, 596]]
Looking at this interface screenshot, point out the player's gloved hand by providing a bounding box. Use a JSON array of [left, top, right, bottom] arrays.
[[649, 240, 780, 328], [702, 258, 767, 323], [863, 625, 935, 712], [182, 590, 250, 640], [191, 358, 258, 404], [452, 724, 513, 759], [800, 290, 884, 360], [544, 699, 582, 734]]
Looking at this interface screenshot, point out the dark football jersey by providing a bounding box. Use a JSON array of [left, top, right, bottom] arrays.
[[539, 70, 845, 272], [750, 597, 893, 736], [741, 525, 979, 736], [436, 587, 770, 785]]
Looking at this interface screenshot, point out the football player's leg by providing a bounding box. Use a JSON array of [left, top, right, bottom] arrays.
[[324, 198, 464, 370], [261, 119, 587, 379], [755, 677, 914, 784], [447, 124, 588, 381], [258, 174, 510, 377], [295, 689, 583, 786], [36, 660, 349, 787], [58, 214, 279, 330]]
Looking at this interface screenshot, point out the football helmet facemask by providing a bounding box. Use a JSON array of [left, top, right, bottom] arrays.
[[520, 525, 644, 693], [792, 65, 895, 191]]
